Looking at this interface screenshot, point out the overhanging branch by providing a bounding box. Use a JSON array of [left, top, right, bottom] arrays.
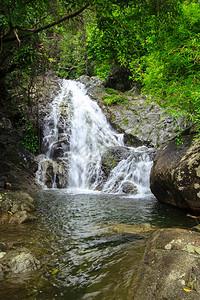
[[2, 3, 90, 43]]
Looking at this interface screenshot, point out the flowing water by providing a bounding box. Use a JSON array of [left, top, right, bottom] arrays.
[[36, 80, 153, 195], [1, 80, 196, 300]]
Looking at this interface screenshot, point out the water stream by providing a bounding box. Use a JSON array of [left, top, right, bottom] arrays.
[[5, 80, 195, 300]]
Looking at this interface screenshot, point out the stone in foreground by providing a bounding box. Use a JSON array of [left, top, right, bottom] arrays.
[[132, 228, 200, 300]]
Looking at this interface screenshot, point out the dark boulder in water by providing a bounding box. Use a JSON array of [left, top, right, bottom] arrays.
[[121, 181, 138, 194], [150, 125, 200, 213]]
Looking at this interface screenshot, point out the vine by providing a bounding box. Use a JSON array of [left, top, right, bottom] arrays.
[[22, 122, 39, 153]]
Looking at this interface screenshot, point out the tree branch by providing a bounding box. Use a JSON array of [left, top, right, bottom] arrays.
[[2, 4, 90, 43], [14, 29, 21, 45]]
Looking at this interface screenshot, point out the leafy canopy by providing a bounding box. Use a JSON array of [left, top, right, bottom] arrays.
[[0, 0, 200, 136]]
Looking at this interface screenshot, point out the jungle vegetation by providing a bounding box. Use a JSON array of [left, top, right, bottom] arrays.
[[0, 0, 200, 134]]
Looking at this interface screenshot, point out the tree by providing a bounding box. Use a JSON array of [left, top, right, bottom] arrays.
[[1, 0, 200, 136], [0, 0, 91, 109], [87, 0, 200, 134], [0, 0, 90, 76], [0, 1, 89, 45]]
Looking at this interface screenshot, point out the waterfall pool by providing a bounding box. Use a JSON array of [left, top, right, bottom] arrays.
[[0, 190, 196, 300]]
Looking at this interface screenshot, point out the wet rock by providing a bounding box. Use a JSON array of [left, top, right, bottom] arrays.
[[0, 191, 37, 224], [0, 211, 37, 225], [29, 74, 62, 125], [78, 75, 104, 92], [38, 158, 68, 188], [12, 211, 37, 224], [88, 233, 144, 249], [150, 126, 200, 213], [1, 248, 40, 275], [78, 76, 188, 148], [0, 264, 4, 280], [107, 222, 157, 235], [101, 146, 131, 177], [9, 252, 40, 274], [132, 228, 200, 300], [121, 181, 138, 194], [0, 191, 35, 212], [49, 139, 70, 160], [104, 98, 187, 148]]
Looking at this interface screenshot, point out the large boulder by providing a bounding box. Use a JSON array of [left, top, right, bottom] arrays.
[[150, 126, 200, 213], [132, 228, 200, 300]]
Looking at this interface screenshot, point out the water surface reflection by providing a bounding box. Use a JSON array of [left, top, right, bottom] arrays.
[[0, 190, 196, 300]]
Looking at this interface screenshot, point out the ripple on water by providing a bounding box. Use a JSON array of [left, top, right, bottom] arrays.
[[0, 190, 196, 300]]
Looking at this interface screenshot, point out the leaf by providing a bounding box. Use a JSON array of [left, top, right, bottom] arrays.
[[49, 269, 59, 275], [7, 211, 13, 215], [183, 288, 193, 292]]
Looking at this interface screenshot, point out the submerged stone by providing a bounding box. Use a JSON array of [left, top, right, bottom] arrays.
[[106, 222, 157, 235], [9, 251, 40, 274], [0, 248, 41, 277]]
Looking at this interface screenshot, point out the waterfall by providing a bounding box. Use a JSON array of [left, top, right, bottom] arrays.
[[36, 79, 154, 195], [67, 81, 123, 189]]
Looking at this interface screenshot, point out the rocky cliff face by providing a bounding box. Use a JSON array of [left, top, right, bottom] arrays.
[[78, 75, 187, 149], [0, 73, 62, 192], [0, 115, 37, 192], [150, 126, 200, 213]]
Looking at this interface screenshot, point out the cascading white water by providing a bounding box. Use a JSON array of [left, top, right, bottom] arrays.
[[36, 79, 154, 195], [36, 80, 72, 188], [102, 147, 153, 195], [67, 80, 123, 189]]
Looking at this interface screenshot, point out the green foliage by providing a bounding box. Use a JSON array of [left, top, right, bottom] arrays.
[[22, 122, 39, 153], [87, 0, 200, 135], [103, 87, 128, 105], [123, 118, 129, 125], [103, 94, 128, 106], [141, 0, 200, 133], [176, 133, 184, 147], [1, 0, 200, 139], [105, 87, 119, 95], [52, 23, 88, 79], [86, 2, 145, 79], [0, 0, 90, 104]]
